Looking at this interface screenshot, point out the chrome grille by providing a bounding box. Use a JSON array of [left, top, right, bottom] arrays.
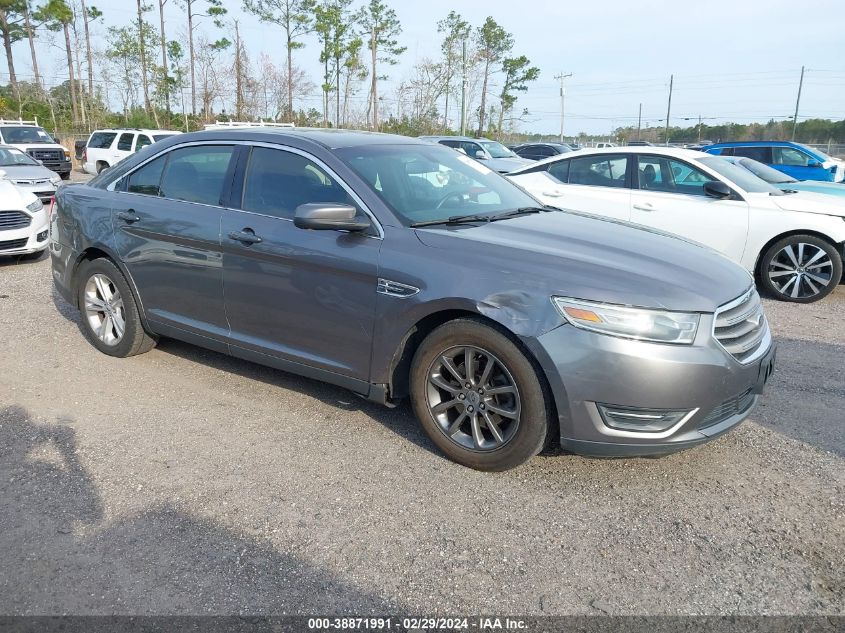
[[0, 237, 29, 250], [713, 288, 769, 363], [26, 148, 63, 162], [698, 388, 756, 429], [0, 210, 31, 230]]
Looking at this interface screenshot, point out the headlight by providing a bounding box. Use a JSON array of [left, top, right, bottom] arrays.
[[553, 296, 700, 344], [63, 149, 71, 159], [26, 199, 43, 213]]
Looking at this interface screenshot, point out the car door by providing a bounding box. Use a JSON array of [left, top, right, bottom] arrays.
[[540, 153, 632, 221], [113, 132, 134, 164], [629, 154, 749, 261], [771, 146, 828, 181], [112, 143, 237, 347], [220, 145, 381, 386]]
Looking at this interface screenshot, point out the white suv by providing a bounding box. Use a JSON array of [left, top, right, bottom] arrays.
[[83, 129, 181, 175], [0, 179, 48, 259]]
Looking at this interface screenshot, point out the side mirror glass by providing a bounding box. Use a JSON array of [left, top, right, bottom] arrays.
[[703, 180, 732, 199], [294, 203, 371, 232]]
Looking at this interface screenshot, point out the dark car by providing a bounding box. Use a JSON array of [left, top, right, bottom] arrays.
[[511, 142, 573, 161], [51, 129, 775, 471]]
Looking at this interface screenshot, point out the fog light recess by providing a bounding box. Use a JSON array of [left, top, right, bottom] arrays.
[[597, 404, 693, 433]]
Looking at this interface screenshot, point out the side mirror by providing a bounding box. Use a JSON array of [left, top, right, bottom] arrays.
[[807, 159, 821, 168], [703, 180, 732, 199], [473, 150, 486, 160], [294, 203, 371, 232]]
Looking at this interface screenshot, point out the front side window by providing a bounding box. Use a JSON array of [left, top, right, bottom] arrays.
[[0, 147, 39, 166], [158, 145, 236, 205], [568, 154, 628, 188], [135, 135, 153, 151], [636, 156, 711, 196], [240, 147, 355, 219], [336, 144, 538, 225], [88, 132, 117, 149], [125, 155, 166, 196], [117, 133, 134, 152], [773, 146, 812, 166]]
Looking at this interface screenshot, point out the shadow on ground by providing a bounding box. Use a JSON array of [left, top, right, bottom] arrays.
[[0, 405, 401, 614]]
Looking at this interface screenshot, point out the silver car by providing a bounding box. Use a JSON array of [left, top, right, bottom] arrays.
[[0, 144, 60, 204], [419, 135, 533, 173]]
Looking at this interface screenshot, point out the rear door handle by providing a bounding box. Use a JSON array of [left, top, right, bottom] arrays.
[[228, 229, 263, 245], [633, 203, 654, 211], [116, 210, 140, 223]]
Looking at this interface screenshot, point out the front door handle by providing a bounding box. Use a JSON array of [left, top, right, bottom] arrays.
[[633, 203, 655, 211], [228, 229, 263, 245], [116, 210, 140, 223]]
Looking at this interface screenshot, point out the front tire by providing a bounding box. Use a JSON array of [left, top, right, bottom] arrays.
[[410, 318, 552, 471], [758, 235, 842, 303], [60, 171, 71, 180], [75, 258, 156, 357]]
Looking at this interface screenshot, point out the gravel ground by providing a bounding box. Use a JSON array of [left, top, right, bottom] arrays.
[[0, 190, 843, 615]]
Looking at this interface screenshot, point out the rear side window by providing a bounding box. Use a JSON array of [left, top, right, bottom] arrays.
[[126, 155, 166, 196], [159, 145, 236, 205], [568, 155, 628, 188], [773, 147, 811, 166], [135, 135, 153, 151], [241, 147, 355, 219], [117, 133, 134, 152], [88, 132, 117, 149], [547, 160, 570, 183], [731, 146, 771, 162]]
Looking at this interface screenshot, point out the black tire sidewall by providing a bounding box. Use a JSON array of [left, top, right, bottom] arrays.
[[410, 319, 550, 471], [758, 235, 842, 303], [76, 259, 144, 357]]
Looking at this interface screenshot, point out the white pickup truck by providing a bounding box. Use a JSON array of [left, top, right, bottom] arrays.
[[0, 118, 72, 180]]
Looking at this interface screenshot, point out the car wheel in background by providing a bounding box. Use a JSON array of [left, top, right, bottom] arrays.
[[410, 318, 552, 471], [758, 234, 842, 303], [96, 161, 109, 174], [75, 258, 157, 357], [60, 172, 71, 180]]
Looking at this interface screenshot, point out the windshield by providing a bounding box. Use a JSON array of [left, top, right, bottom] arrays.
[[699, 156, 784, 195], [736, 157, 797, 184], [0, 126, 55, 144], [336, 144, 540, 225], [478, 141, 517, 159], [0, 147, 39, 166]]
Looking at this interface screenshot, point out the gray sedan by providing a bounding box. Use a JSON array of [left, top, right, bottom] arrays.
[[50, 129, 775, 471], [0, 144, 60, 204]]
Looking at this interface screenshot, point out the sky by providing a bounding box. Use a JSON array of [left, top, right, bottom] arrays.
[[8, 0, 845, 137]]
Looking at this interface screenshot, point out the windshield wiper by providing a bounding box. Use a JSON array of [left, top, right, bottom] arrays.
[[410, 206, 554, 228]]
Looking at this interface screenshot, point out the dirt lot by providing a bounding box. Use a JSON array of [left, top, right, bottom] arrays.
[[0, 186, 843, 614]]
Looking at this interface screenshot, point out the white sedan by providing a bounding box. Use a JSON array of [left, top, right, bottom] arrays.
[[508, 146, 845, 303], [0, 178, 49, 259]]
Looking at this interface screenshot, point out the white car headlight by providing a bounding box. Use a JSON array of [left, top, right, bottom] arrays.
[[26, 199, 43, 213], [553, 297, 700, 344]]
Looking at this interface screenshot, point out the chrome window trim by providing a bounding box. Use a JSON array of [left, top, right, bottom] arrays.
[[105, 139, 384, 239]]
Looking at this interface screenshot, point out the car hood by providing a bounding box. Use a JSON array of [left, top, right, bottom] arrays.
[[766, 191, 845, 218], [414, 211, 752, 313], [0, 164, 56, 181], [486, 157, 533, 172], [779, 181, 845, 198], [0, 179, 39, 206]]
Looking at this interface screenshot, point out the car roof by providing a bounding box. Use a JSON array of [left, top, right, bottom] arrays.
[[167, 127, 431, 150], [508, 145, 714, 173], [418, 135, 493, 143], [704, 140, 803, 148], [90, 128, 180, 134]]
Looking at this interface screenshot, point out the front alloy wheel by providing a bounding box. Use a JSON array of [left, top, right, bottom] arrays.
[[83, 273, 126, 346], [426, 345, 521, 451], [759, 235, 842, 303]]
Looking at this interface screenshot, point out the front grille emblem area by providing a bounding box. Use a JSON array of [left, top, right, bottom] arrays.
[[377, 278, 419, 298]]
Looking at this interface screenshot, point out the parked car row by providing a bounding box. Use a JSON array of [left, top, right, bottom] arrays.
[[49, 128, 779, 471]]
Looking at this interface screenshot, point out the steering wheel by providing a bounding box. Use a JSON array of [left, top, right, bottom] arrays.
[[435, 191, 468, 209]]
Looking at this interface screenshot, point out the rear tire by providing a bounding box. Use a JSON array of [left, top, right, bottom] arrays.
[[75, 258, 156, 357], [758, 234, 842, 303], [410, 318, 552, 471], [96, 161, 109, 174]]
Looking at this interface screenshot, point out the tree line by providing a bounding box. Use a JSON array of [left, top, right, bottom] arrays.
[[0, 0, 541, 137]]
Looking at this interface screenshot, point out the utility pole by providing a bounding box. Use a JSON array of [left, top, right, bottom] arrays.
[[792, 65, 805, 141], [664, 74, 673, 146], [698, 114, 702, 141], [554, 72, 573, 143], [636, 103, 642, 140], [459, 38, 467, 136]]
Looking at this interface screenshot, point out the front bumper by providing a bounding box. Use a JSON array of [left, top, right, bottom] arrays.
[[40, 159, 72, 175], [0, 209, 49, 255], [527, 317, 775, 457]]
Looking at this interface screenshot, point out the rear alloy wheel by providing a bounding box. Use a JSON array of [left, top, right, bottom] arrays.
[[758, 235, 842, 303], [76, 258, 156, 357], [410, 318, 552, 471]]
